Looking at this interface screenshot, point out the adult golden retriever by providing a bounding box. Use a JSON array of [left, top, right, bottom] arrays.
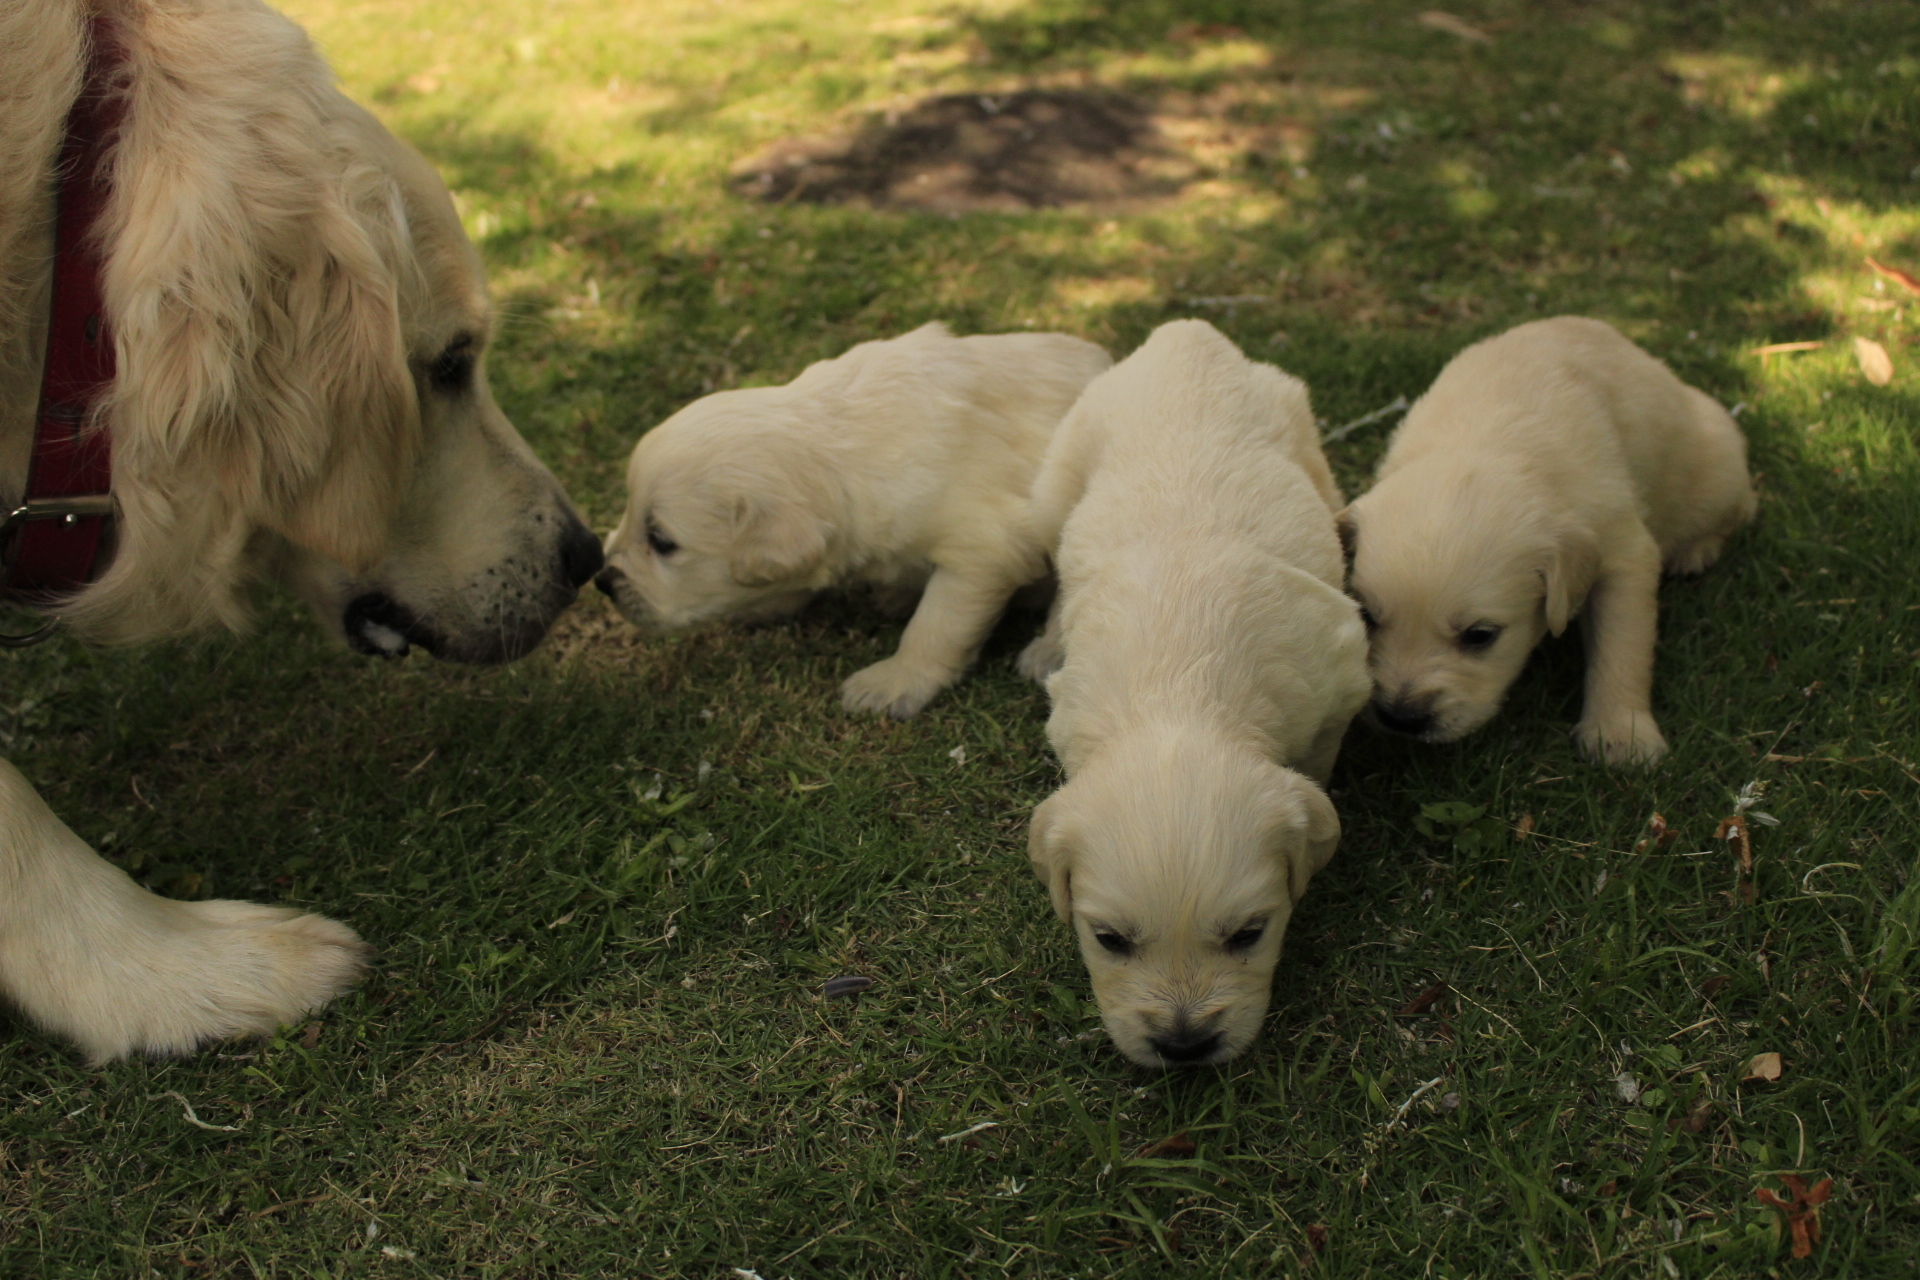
[[0, 0, 602, 1062]]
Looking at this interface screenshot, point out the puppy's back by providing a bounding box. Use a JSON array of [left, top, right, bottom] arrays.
[[1057, 320, 1342, 583]]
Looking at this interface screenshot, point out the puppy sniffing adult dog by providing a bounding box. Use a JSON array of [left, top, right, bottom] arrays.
[[598, 322, 1109, 717], [1342, 317, 1756, 765], [1023, 321, 1370, 1068]]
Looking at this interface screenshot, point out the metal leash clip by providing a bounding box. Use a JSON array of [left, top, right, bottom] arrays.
[[0, 494, 115, 647]]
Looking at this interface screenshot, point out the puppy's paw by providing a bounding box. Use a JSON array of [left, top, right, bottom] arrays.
[[1015, 632, 1064, 684], [841, 657, 954, 719], [1576, 711, 1669, 767], [1665, 536, 1726, 576], [72, 901, 369, 1065]]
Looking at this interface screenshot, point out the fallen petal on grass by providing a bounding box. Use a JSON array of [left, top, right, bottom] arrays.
[[1853, 336, 1894, 386], [1743, 1051, 1784, 1082]]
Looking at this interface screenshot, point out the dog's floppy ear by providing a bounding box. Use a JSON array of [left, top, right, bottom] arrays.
[[1027, 791, 1075, 922], [1269, 771, 1342, 901], [1538, 520, 1601, 636], [728, 490, 829, 588]]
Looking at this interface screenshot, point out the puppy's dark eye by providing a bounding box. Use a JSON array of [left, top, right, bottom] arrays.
[[1093, 931, 1134, 958], [1225, 922, 1266, 953], [427, 336, 476, 394], [646, 524, 679, 557], [1358, 605, 1378, 632], [1458, 624, 1503, 653]]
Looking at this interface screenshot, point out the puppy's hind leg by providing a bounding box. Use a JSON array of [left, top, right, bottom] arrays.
[[842, 565, 1017, 718], [0, 762, 367, 1064], [1573, 531, 1669, 766]]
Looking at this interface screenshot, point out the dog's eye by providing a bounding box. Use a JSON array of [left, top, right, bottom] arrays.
[[1092, 931, 1134, 958], [1358, 604, 1378, 632], [646, 525, 679, 557], [427, 336, 476, 394], [1458, 624, 1503, 653], [1225, 922, 1266, 953]]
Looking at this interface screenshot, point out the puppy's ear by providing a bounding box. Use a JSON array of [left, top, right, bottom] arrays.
[[1334, 505, 1358, 561], [1269, 771, 1342, 901], [1538, 521, 1601, 636], [728, 491, 829, 588], [1027, 792, 1075, 922]]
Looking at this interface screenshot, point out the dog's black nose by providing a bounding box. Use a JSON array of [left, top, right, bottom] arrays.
[[558, 518, 605, 589], [1372, 698, 1434, 737], [594, 566, 625, 599], [1148, 1029, 1223, 1065]]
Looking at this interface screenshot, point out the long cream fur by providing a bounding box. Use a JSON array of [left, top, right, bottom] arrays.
[[0, 0, 596, 1061], [1022, 320, 1370, 1069]]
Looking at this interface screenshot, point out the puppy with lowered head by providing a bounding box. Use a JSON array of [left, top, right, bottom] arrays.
[[597, 322, 1110, 716], [1342, 316, 1757, 765], [1024, 320, 1370, 1069]]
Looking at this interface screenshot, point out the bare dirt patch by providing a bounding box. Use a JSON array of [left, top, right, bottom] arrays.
[[730, 88, 1202, 212]]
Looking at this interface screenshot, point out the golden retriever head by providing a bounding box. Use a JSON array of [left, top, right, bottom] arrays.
[[1340, 465, 1598, 741], [42, 2, 598, 661], [1028, 733, 1340, 1068], [596, 390, 841, 629]]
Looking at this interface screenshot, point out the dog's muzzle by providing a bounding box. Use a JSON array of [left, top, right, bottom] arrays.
[[1148, 1026, 1226, 1066], [343, 592, 437, 659], [1370, 695, 1437, 738]]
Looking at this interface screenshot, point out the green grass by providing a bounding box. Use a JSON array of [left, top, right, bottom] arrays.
[[5, 0, 1920, 1274]]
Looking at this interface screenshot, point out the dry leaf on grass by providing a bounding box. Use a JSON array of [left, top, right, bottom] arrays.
[[1756, 1174, 1833, 1259], [1416, 11, 1492, 42], [1399, 981, 1451, 1016], [1305, 1223, 1329, 1254], [1136, 1131, 1197, 1158], [1854, 336, 1894, 386], [1866, 256, 1920, 297], [1743, 1051, 1783, 1082], [300, 1021, 322, 1050], [1716, 814, 1753, 873]]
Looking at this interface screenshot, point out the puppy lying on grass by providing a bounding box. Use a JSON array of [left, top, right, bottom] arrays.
[[1342, 316, 1757, 765], [1023, 320, 1370, 1069], [597, 322, 1110, 717]]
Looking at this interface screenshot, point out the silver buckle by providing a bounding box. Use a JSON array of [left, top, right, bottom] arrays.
[[0, 494, 115, 648]]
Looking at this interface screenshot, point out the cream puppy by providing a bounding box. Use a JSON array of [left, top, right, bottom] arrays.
[[1024, 320, 1370, 1069], [597, 323, 1110, 717], [1342, 316, 1757, 765]]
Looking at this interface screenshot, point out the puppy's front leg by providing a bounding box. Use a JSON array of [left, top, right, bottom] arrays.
[[1015, 593, 1065, 684], [1574, 533, 1669, 766], [0, 762, 367, 1063], [842, 565, 1015, 718]]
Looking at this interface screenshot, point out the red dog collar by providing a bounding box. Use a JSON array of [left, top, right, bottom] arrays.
[[1, 17, 122, 636]]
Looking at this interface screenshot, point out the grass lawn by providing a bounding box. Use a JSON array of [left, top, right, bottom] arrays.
[[5, 0, 1919, 1274]]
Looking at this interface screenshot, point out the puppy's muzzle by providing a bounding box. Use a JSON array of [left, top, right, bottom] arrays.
[[559, 518, 606, 589], [1370, 695, 1437, 738], [1149, 1027, 1225, 1064]]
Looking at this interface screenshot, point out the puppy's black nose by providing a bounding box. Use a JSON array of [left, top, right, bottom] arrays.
[[1148, 1029, 1223, 1065], [594, 565, 625, 600], [1372, 698, 1434, 737], [558, 517, 605, 589]]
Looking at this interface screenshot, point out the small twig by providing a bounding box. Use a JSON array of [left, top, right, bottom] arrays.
[[938, 1120, 999, 1143], [147, 1091, 242, 1132], [1384, 1076, 1446, 1131], [1322, 394, 1410, 445]]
